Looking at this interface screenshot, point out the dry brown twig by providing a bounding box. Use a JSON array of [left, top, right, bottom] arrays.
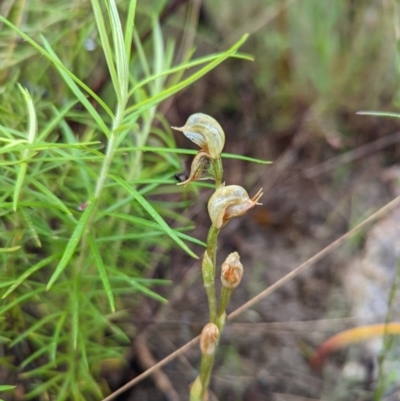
[[102, 193, 400, 401]]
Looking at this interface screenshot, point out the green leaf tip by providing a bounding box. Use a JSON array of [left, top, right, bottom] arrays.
[[356, 110, 400, 119]]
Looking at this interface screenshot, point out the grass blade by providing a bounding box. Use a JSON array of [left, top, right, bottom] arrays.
[[109, 174, 198, 259], [88, 234, 115, 312], [47, 199, 97, 290]]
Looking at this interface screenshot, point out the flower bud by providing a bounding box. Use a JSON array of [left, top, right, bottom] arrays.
[[172, 113, 225, 160], [208, 185, 263, 228], [221, 252, 243, 289], [177, 151, 210, 187], [200, 323, 219, 355]]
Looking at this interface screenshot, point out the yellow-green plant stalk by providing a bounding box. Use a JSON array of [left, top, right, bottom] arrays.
[[174, 113, 263, 400]]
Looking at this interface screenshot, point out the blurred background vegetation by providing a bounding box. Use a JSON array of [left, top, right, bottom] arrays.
[[187, 0, 400, 148], [2, 0, 400, 400]]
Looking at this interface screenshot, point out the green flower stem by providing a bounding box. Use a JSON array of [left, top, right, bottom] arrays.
[[206, 225, 220, 275], [202, 251, 217, 324], [218, 286, 232, 323], [193, 156, 224, 399], [199, 353, 216, 400], [202, 226, 220, 323], [216, 311, 226, 333], [212, 157, 223, 188]]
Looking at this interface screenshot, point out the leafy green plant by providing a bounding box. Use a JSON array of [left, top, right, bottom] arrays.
[[0, 1, 252, 399]]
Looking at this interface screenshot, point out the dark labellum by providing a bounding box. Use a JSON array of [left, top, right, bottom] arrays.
[[174, 172, 189, 183]]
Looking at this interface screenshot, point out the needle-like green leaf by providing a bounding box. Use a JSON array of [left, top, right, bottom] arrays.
[[47, 200, 97, 290], [0, 246, 20, 253], [10, 312, 61, 347], [41, 36, 110, 138], [24, 374, 64, 399], [116, 146, 272, 164], [106, 0, 128, 99], [0, 385, 15, 391], [124, 0, 137, 62], [20, 208, 42, 248], [127, 52, 253, 98], [0, 288, 45, 316], [108, 212, 206, 247], [2, 254, 60, 299], [90, 0, 121, 102], [357, 111, 400, 118], [71, 285, 79, 350], [50, 312, 67, 363], [30, 178, 73, 217], [21, 345, 50, 369], [88, 234, 115, 312], [109, 174, 198, 259], [0, 15, 114, 119], [125, 34, 249, 117], [13, 85, 37, 211]]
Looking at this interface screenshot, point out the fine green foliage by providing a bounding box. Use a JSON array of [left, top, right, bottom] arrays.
[[0, 1, 250, 399]]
